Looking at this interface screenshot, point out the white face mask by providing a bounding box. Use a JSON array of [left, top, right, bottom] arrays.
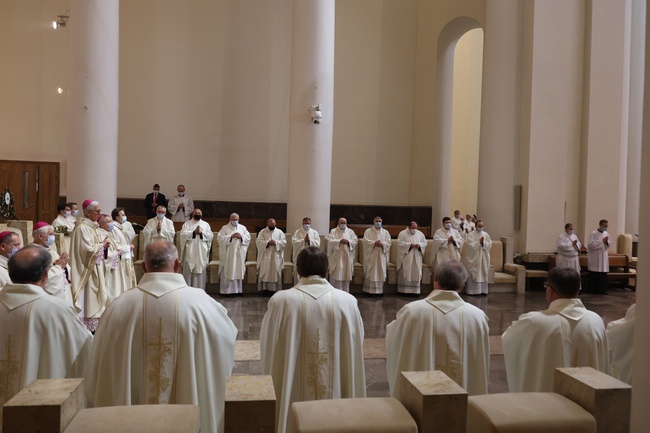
[[153, 190, 159, 195], [65, 210, 71, 217], [178, 192, 185, 197], [476, 227, 483, 233], [44, 234, 55, 247], [444, 223, 452, 230], [157, 213, 165, 219], [73, 209, 79, 217], [339, 224, 347, 231], [231, 220, 239, 227], [121, 216, 127, 223], [303, 224, 310, 231]]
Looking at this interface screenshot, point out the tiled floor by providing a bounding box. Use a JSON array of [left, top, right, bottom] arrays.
[[215, 284, 635, 396]]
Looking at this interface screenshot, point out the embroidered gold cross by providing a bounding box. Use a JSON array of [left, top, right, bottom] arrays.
[[0, 335, 20, 404], [148, 317, 172, 404], [436, 344, 461, 384], [306, 328, 329, 400]]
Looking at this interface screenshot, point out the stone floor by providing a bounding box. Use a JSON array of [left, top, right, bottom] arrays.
[[213, 283, 635, 396]]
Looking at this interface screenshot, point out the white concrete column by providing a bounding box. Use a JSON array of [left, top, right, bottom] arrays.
[[625, 0, 645, 238], [477, 0, 520, 241], [579, 0, 631, 246], [519, 0, 586, 253], [629, 5, 650, 431], [66, 0, 119, 210], [286, 0, 335, 235]]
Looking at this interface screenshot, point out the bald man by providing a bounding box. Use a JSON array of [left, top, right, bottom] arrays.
[[217, 213, 251, 294]]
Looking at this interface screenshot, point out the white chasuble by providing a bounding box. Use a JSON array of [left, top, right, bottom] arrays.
[[327, 228, 358, 283], [386, 290, 490, 397], [256, 227, 286, 284], [260, 276, 366, 433], [432, 228, 463, 270], [70, 218, 107, 327], [179, 219, 213, 274], [556, 232, 582, 273], [291, 228, 321, 264], [463, 230, 492, 283], [361, 228, 391, 282], [141, 217, 176, 249], [607, 303, 635, 384], [217, 223, 250, 281], [0, 283, 93, 425], [85, 273, 237, 433], [396, 229, 427, 283], [587, 229, 610, 272]]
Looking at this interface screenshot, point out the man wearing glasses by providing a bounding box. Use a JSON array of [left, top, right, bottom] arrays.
[[69, 199, 110, 332], [502, 267, 608, 392]]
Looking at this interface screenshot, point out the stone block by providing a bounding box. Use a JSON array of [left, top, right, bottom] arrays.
[[225, 375, 275, 433], [8, 220, 32, 245], [63, 405, 199, 433], [397, 370, 467, 433], [467, 392, 596, 433], [3, 378, 86, 433], [287, 397, 417, 433], [554, 367, 632, 433]]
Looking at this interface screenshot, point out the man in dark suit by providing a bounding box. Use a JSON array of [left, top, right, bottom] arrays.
[[143, 184, 168, 219]]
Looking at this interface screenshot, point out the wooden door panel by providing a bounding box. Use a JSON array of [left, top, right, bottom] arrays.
[[0, 160, 59, 222], [37, 163, 60, 223]]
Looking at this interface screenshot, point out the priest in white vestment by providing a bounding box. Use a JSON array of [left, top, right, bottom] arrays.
[[587, 219, 610, 294], [460, 213, 475, 237], [386, 260, 489, 397], [0, 231, 21, 287], [0, 246, 93, 425], [69, 199, 109, 332], [31, 222, 73, 305], [111, 207, 137, 286], [168, 184, 194, 222], [361, 216, 392, 294], [327, 218, 358, 292], [556, 222, 582, 274], [52, 203, 75, 233], [450, 210, 462, 231], [217, 213, 250, 294], [463, 220, 492, 295], [396, 222, 427, 294], [432, 217, 463, 275], [179, 208, 213, 290], [256, 218, 286, 293], [607, 301, 635, 385], [261, 247, 366, 433], [502, 267, 609, 392], [98, 215, 130, 303], [291, 217, 320, 283], [85, 241, 237, 433], [141, 206, 176, 250]]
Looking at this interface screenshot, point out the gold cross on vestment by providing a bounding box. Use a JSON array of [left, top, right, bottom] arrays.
[[306, 328, 329, 400], [147, 317, 173, 404]]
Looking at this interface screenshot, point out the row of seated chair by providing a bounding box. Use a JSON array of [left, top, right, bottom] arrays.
[[130, 231, 526, 293]]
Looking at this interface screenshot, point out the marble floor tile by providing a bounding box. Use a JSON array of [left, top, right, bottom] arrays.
[[215, 287, 634, 396]]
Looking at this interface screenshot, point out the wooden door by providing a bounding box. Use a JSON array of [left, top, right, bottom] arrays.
[[0, 160, 60, 222]]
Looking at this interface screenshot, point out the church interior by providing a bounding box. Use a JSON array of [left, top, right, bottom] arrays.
[[2, 0, 650, 431]]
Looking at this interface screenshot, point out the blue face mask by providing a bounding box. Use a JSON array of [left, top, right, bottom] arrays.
[[444, 223, 452, 230], [374, 222, 382, 229], [121, 216, 127, 223], [231, 220, 238, 227], [8, 247, 19, 258], [339, 224, 347, 231], [107, 222, 115, 232], [568, 229, 574, 236], [44, 234, 56, 247], [157, 213, 165, 219]]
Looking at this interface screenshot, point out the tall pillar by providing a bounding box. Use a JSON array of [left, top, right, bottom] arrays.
[[624, 0, 645, 237], [629, 5, 650, 431], [579, 0, 631, 244], [66, 0, 119, 209], [286, 0, 335, 235], [477, 0, 520, 241]]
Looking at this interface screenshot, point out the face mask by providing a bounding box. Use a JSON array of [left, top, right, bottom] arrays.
[[568, 229, 574, 236], [231, 220, 239, 227], [44, 235, 56, 247], [107, 222, 115, 232], [65, 211, 71, 217], [194, 214, 202, 221], [476, 227, 483, 233], [339, 224, 347, 231], [74, 209, 79, 217], [268, 225, 276, 231], [157, 213, 165, 219], [303, 224, 310, 231], [153, 190, 159, 195], [409, 228, 416, 234], [602, 226, 608, 231], [374, 222, 382, 229], [121, 216, 127, 223], [444, 223, 451, 230], [454, 214, 460, 219], [8, 247, 19, 258], [178, 192, 185, 197]]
